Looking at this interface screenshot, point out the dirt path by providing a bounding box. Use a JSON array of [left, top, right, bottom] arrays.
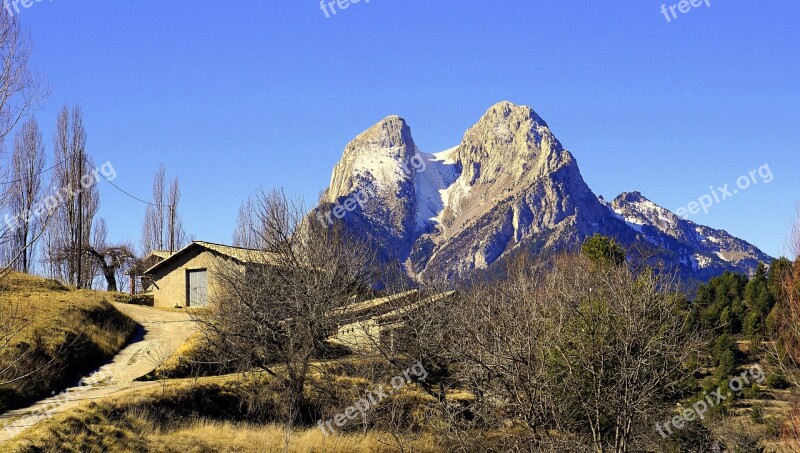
[[0, 303, 197, 444]]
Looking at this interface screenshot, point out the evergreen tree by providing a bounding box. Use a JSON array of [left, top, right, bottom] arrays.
[[744, 263, 775, 339], [581, 234, 626, 266], [712, 333, 738, 378], [693, 272, 747, 334], [768, 257, 792, 300]]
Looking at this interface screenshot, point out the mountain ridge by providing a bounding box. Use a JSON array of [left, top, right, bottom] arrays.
[[314, 101, 772, 282]]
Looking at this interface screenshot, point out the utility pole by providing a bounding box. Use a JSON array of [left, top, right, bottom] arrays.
[[168, 203, 175, 253]]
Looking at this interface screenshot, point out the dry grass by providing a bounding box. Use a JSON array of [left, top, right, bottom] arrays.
[[148, 332, 203, 378], [8, 372, 445, 453], [149, 421, 442, 453], [0, 272, 137, 411], [143, 332, 236, 380], [15, 417, 442, 453]]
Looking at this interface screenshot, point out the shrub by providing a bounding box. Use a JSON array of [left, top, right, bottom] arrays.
[[766, 373, 791, 389]]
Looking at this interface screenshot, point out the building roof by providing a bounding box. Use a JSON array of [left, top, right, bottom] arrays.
[[374, 291, 457, 325], [144, 241, 282, 275], [332, 291, 458, 339], [331, 290, 419, 321], [128, 250, 175, 275], [150, 250, 174, 259]]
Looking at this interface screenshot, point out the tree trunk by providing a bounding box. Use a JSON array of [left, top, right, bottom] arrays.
[[86, 247, 117, 292]]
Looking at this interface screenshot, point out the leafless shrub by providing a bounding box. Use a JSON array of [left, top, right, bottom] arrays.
[[767, 204, 800, 449], [393, 253, 702, 452], [145, 340, 173, 397], [194, 188, 379, 425]]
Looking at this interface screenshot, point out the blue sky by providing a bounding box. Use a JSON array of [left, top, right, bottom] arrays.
[[13, 1, 800, 257]]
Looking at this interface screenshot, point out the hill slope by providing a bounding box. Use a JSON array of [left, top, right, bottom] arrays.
[[0, 273, 136, 412]]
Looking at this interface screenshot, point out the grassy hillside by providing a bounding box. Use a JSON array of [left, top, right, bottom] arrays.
[[8, 372, 444, 453], [4, 262, 796, 451], [0, 273, 137, 412]]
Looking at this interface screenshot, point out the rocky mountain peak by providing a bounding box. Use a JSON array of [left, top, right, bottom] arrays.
[[453, 102, 569, 193], [458, 101, 560, 155], [480, 101, 549, 127], [326, 115, 418, 202], [609, 190, 772, 278], [346, 115, 414, 159], [614, 191, 647, 203], [316, 102, 772, 283]]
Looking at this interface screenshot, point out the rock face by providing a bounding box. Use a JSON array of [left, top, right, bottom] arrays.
[[609, 191, 772, 280], [314, 101, 772, 282], [322, 115, 421, 262]]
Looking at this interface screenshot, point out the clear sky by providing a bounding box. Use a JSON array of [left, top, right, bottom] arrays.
[[12, 1, 800, 258]]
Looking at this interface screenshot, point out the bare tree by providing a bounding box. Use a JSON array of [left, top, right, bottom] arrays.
[[3, 117, 45, 273], [167, 176, 182, 252], [84, 218, 137, 292], [770, 206, 800, 382], [539, 256, 700, 452], [195, 188, 377, 425], [0, 10, 42, 145], [141, 164, 165, 254], [0, 10, 46, 272], [45, 105, 99, 288], [232, 194, 263, 249], [141, 164, 183, 254], [0, 9, 53, 416], [392, 254, 701, 452], [767, 205, 800, 449]]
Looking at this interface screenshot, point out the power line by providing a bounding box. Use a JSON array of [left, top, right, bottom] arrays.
[[0, 159, 66, 186], [82, 156, 161, 207], [82, 155, 192, 248], [9, 156, 198, 250]]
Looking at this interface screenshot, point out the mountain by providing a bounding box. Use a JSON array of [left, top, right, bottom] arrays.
[[608, 191, 772, 280], [314, 101, 771, 282]]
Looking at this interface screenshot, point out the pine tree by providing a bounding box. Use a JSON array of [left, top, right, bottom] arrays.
[[744, 263, 775, 339], [581, 234, 626, 266]]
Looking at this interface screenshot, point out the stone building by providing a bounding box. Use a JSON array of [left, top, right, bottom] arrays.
[[330, 291, 456, 353], [143, 241, 278, 308]]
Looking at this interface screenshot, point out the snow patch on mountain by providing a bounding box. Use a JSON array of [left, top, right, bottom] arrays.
[[414, 149, 459, 231]]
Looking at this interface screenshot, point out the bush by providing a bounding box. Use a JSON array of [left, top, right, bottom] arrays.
[[716, 349, 737, 379], [766, 373, 791, 389], [750, 403, 765, 424], [743, 383, 760, 399]]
